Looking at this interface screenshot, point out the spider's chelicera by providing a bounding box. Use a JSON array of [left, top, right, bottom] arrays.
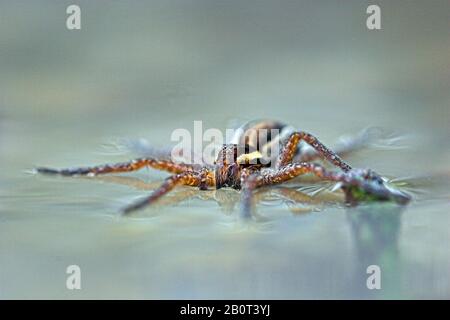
[[36, 119, 411, 217]]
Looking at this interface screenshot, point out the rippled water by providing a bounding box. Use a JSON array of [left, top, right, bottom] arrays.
[[0, 1, 449, 299]]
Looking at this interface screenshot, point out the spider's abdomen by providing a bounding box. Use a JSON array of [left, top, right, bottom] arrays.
[[230, 119, 296, 165], [230, 119, 286, 148]]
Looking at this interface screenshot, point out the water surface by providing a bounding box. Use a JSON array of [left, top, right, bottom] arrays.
[[0, 1, 449, 299]]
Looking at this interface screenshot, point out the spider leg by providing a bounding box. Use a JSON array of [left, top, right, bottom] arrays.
[[36, 158, 196, 176], [296, 128, 381, 163], [240, 162, 410, 218], [286, 164, 410, 204], [122, 169, 215, 214], [239, 169, 262, 219], [240, 164, 328, 218], [198, 167, 215, 190], [276, 131, 352, 172]]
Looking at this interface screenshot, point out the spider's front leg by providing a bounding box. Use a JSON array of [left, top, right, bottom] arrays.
[[239, 163, 410, 218], [36, 158, 196, 176], [122, 169, 215, 214], [239, 169, 264, 219], [296, 127, 380, 163], [274, 163, 411, 204], [239, 164, 323, 219], [276, 131, 352, 172]]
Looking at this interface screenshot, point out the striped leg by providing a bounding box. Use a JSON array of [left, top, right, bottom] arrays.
[[239, 169, 262, 219], [240, 163, 340, 218], [240, 163, 410, 218], [122, 170, 215, 215], [296, 127, 383, 163], [36, 158, 195, 176], [276, 131, 352, 172]]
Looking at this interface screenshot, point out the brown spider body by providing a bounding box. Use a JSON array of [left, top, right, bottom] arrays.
[[214, 144, 242, 190], [213, 143, 263, 190], [37, 119, 411, 217]]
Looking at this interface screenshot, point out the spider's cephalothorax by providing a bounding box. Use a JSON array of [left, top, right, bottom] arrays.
[[36, 119, 411, 216], [214, 144, 264, 190], [214, 144, 241, 190]]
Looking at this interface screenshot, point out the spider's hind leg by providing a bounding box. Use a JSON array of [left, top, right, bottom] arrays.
[[36, 158, 195, 176]]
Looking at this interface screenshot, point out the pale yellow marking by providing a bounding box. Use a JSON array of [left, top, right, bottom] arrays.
[[236, 151, 263, 165]]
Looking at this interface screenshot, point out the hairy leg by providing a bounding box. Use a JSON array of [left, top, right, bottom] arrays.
[[122, 169, 214, 214], [198, 167, 215, 190], [240, 162, 410, 217], [276, 131, 352, 172], [36, 158, 195, 176], [296, 127, 382, 163], [239, 169, 262, 219]]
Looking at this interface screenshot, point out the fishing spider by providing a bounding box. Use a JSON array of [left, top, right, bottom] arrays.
[[37, 120, 411, 217]]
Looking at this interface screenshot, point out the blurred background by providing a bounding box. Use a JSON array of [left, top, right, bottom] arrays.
[[0, 0, 449, 299]]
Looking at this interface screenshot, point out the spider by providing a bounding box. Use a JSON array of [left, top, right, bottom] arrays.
[[36, 119, 411, 217]]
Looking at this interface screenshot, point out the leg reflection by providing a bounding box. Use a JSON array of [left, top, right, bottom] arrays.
[[347, 204, 405, 298]]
